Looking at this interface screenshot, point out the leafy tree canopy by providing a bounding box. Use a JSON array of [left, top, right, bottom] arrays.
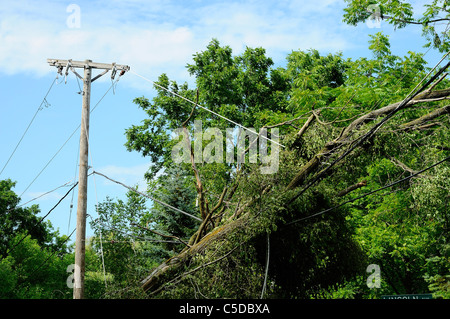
[[343, 0, 450, 52], [118, 32, 450, 299]]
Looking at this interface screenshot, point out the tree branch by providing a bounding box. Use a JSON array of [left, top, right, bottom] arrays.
[[337, 180, 367, 197], [181, 88, 199, 127], [295, 113, 316, 142], [287, 88, 450, 190], [193, 186, 228, 245], [149, 244, 240, 295], [131, 223, 191, 248], [389, 158, 431, 178], [182, 126, 208, 220], [139, 88, 450, 295], [399, 104, 450, 130], [383, 14, 450, 26]]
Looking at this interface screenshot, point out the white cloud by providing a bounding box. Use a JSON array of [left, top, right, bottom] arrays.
[[0, 0, 353, 84]]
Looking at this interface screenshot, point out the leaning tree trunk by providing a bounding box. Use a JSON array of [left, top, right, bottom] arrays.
[[140, 87, 450, 294]]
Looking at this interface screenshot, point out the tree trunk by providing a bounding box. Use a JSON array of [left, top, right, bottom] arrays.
[[140, 88, 450, 294]]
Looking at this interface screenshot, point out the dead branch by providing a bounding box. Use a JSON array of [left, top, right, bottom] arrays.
[[181, 88, 199, 127], [265, 112, 312, 129], [389, 158, 431, 178], [93, 171, 201, 222], [230, 198, 241, 220], [296, 113, 316, 139], [210, 186, 228, 216], [425, 73, 448, 94], [180, 89, 209, 220], [231, 184, 272, 220], [182, 126, 207, 220], [390, 158, 419, 174], [141, 215, 248, 293]]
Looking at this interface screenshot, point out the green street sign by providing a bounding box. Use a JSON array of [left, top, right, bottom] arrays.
[[381, 294, 433, 299]]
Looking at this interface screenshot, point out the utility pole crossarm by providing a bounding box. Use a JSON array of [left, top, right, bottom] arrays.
[[47, 58, 130, 72]]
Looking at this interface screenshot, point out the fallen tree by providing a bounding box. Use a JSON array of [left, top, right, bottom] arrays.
[[139, 82, 450, 296]]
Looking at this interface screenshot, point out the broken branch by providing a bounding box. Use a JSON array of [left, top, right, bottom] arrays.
[[399, 104, 450, 130]]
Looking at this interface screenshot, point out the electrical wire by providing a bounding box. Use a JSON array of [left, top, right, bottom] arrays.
[[92, 170, 202, 222], [87, 215, 183, 244], [14, 179, 74, 209], [18, 77, 118, 199], [67, 144, 79, 234], [129, 70, 285, 148], [302, 45, 437, 185], [285, 154, 450, 225], [0, 76, 58, 177], [260, 232, 270, 299], [6, 181, 78, 258], [287, 52, 450, 206]]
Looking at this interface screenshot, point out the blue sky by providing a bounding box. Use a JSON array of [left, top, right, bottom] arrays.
[[0, 0, 443, 241]]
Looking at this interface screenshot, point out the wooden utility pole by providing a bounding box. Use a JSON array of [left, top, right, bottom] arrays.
[[47, 59, 129, 299], [73, 60, 91, 300]]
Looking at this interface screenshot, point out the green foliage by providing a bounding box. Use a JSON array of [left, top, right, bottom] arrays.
[[5, 14, 450, 298], [0, 179, 75, 299], [287, 49, 348, 90], [89, 190, 158, 297], [158, 242, 271, 299], [0, 233, 72, 298], [0, 179, 48, 258], [118, 33, 450, 300], [343, 0, 450, 52], [125, 39, 289, 180], [148, 165, 200, 251]]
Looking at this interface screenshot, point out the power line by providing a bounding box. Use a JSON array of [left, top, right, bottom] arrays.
[[27, 227, 76, 282], [68, 144, 79, 234], [19, 128, 79, 199], [14, 179, 74, 209], [260, 232, 270, 299], [18, 78, 118, 199], [287, 51, 450, 206], [92, 170, 202, 222], [0, 76, 58, 177], [285, 154, 450, 225], [6, 181, 78, 258], [37, 181, 79, 227], [299, 45, 437, 185], [88, 215, 183, 244], [129, 70, 285, 148]]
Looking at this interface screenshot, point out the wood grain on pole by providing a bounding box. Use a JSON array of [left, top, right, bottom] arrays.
[[73, 60, 91, 299]]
